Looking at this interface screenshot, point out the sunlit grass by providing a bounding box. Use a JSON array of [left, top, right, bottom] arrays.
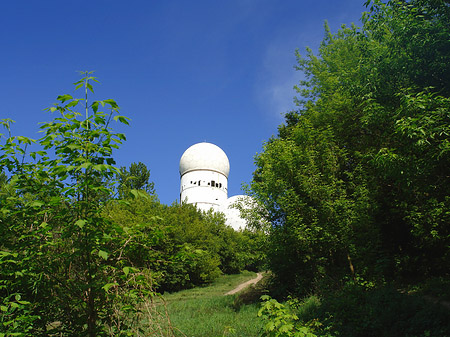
[[158, 271, 264, 337]]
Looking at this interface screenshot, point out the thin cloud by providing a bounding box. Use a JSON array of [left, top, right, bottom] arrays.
[[255, 36, 306, 122]]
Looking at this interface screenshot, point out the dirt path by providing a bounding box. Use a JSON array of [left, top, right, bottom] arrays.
[[225, 272, 263, 295]]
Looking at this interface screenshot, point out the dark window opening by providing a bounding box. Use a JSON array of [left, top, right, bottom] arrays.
[[198, 180, 201, 186], [211, 180, 215, 187]]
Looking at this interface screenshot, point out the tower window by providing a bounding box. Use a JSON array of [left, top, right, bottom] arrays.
[[198, 180, 201, 186], [211, 180, 215, 187]]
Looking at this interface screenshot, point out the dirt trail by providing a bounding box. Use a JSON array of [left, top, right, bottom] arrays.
[[225, 272, 263, 295]]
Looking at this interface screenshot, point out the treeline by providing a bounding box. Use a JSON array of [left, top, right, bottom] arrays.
[[0, 73, 265, 336], [103, 189, 265, 292], [249, 0, 450, 295]]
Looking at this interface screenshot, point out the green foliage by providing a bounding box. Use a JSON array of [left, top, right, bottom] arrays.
[[317, 284, 450, 337], [0, 73, 153, 336], [117, 161, 156, 198], [259, 287, 450, 337], [251, 121, 378, 293], [103, 193, 265, 293], [250, 0, 450, 296], [258, 295, 331, 337]]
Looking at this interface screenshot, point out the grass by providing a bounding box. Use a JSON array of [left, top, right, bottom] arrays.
[[158, 271, 264, 337]]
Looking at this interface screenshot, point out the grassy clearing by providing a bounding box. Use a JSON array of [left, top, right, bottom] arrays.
[[159, 271, 264, 337]]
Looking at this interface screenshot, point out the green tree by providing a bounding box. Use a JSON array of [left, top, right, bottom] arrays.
[[250, 0, 450, 295], [0, 73, 153, 336], [117, 161, 155, 198]]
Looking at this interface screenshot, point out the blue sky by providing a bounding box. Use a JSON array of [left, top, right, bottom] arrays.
[[1, 0, 367, 205]]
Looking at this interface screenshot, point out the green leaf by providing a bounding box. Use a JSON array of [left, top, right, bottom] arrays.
[[86, 82, 94, 93], [16, 136, 34, 145], [66, 99, 80, 108], [102, 282, 118, 292], [92, 101, 99, 113], [57, 94, 73, 103], [113, 115, 130, 125], [104, 99, 118, 109], [129, 189, 139, 199], [123, 266, 130, 276], [77, 162, 92, 170], [29, 200, 44, 208], [75, 219, 86, 229], [98, 250, 109, 260], [93, 164, 108, 172]]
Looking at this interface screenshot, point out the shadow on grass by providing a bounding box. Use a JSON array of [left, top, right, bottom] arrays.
[[297, 284, 450, 337], [233, 275, 450, 337]]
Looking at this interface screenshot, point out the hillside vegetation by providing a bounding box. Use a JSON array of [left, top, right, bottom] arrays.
[[246, 0, 450, 336], [0, 73, 265, 336], [1, 1, 449, 336]]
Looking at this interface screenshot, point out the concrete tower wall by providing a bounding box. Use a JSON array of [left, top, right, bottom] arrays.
[[180, 169, 228, 211]]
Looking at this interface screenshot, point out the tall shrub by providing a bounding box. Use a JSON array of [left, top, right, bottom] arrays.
[[0, 73, 152, 336]]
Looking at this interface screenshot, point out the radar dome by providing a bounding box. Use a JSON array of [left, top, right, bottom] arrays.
[[179, 142, 230, 178]]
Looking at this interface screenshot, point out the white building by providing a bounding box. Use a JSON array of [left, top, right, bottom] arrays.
[[179, 142, 250, 230]]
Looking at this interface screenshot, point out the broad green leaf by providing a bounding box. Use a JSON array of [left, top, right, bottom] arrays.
[[16, 136, 34, 145], [75, 219, 86, 229], [86, 82, 94, 93], [77, 162, 92, 170], [130, 189, 139, 199], [113, 115, 130, 125], [29, 200, 44, 208], [98, 250, 109, 260], [66, 99, 80, 108], [92, 101, 99, 113], [57, 94, 73, 103], [102, 282, 118, 292], [104, 99, 118, 109]]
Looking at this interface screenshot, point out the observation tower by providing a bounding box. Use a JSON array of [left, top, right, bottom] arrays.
[[179, 142, 230, 211]]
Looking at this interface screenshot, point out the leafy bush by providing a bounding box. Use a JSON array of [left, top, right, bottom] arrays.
[[104, 195, 267, 292], [258, 295, 331, 337], [0, 73, 156, 336]]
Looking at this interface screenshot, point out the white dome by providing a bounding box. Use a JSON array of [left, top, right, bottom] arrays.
[[179, 142, 230, 177]]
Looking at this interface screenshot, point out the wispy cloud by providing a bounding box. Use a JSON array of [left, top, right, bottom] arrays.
[[255, 36, 306, 123]]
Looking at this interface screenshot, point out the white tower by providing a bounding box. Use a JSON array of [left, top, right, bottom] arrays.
[[179, 142, 230, 211]]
